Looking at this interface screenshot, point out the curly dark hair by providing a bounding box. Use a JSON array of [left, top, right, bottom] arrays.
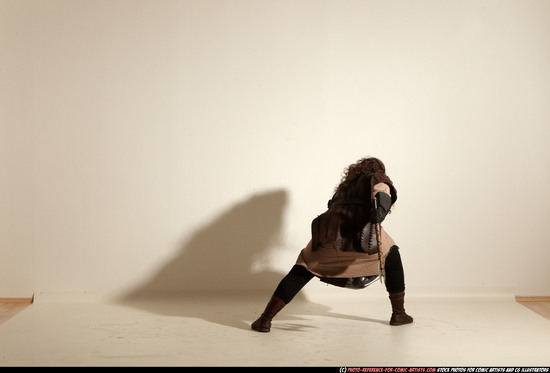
[[334, 157, 387, 194]]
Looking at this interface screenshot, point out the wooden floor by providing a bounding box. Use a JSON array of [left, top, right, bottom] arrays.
[[0, 299, 33, 325], [1, 298, 549, 325], [516, 297, 550, 321]]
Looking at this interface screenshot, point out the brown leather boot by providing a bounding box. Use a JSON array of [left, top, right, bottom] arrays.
[[251, 295, 286, 332], [389, 291, 414, 326]]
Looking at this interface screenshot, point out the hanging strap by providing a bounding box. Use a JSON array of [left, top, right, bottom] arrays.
[[371, 185, 386, 285], [375, 221, 385, 284]]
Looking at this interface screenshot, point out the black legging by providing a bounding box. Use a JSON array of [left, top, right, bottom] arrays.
[[274, 246, 406, 304]]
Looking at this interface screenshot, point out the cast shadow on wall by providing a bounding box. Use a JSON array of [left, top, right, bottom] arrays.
[[122, 189, 290, 294], [117, 189, 386, 330]]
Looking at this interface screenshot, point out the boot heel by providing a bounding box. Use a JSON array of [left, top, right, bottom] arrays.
[[251, 295, 286, 332]]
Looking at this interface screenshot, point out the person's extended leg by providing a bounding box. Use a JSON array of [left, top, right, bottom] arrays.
[[251, 265, 314, 332], [384, 246, 413, 326]]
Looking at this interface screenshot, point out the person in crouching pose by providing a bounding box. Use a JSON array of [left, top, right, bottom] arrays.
[[251, 157, 413, 332]]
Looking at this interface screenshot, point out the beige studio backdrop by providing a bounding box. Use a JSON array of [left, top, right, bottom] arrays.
[[1, 0, 549, 299]]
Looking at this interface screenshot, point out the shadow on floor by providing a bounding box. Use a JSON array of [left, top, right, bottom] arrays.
[[116, 189, 387, 330]]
